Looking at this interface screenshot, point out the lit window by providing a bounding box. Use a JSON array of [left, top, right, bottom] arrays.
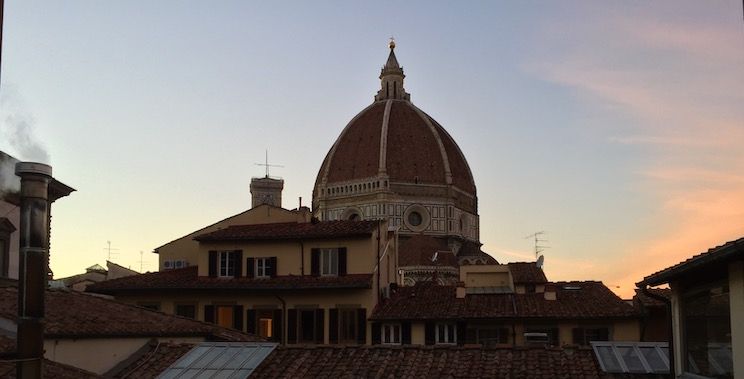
[[219, 251, 236, 277], [256, 258, 271, 278], [382, 324, 401, 345], [435, 323, 457, 345], [216, 305, 234, 329], [321, 248, 339, 276], [259, 317, 273, 338]]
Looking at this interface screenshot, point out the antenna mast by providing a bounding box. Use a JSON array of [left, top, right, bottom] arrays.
[[255, 150, 284, 178], [524, 231, 549, 260], [103, 240, 119, 261]]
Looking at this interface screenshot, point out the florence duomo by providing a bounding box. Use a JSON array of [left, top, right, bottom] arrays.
[[2, 2, 742, 377]]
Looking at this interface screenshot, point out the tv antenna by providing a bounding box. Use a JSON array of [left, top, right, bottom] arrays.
[[255, 150, 283, 178], [524, 231, 549, 260], [138, 250, 150, 273], [103, 240, 119, 261]]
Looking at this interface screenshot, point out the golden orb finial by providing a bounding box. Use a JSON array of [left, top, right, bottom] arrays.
[[388, 37, 396, 50]]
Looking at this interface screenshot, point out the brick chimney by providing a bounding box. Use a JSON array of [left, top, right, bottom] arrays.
[[544, 283, 557, 301]]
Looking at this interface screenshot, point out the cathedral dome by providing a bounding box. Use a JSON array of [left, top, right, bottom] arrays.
[[315, 99, 476, 196], [313, 41, 479, 242]]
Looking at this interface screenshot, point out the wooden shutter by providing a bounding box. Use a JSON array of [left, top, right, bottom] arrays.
[[311, 248, 320, 276], [328, 309, 339, 344], [572, 328, 584, 345], [598, 328, 609, 341], [356, 308, 367, 344], [233, 251, 243, 278], [315, 309, 325, 344], [371, 322, 381, 345], [247, 257, 255, 279], [233, 305, 244, 331], [204, 305, 215, 323], [208, 251, 218, 277], [424, 322, 435, 345], [287, 309, 297, 344], [456, 322, 466, 346], [246, 309, 257, 334], [272, 309, 283, 343], [338, 248, 347, 276], [401, 322, 412, 345], [269, 257, 278, 277]]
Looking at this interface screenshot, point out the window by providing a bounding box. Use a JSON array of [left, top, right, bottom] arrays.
[[573, 327, 610, 345], [175, 304, 196, 319], [469, 327, 509, 346], [216, 305, 234, 329], [339, 309, 358, 343], [407, 211, 422, 226], [299, 309, 319, 343], [219, 251, 235, 277], [591, 342, 669, 374], [258, 313, 273, 339], [435, 323, 457, 345], [382, 324, 401, 345], [321, 248, 338, 276], [0, 218, 15, 278], [682, 281, 732, 378], [256, 258, 271, 278], [524, 327, 559, 346]]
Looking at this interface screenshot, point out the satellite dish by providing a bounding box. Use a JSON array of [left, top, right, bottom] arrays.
[[536, 255, 545, 269]]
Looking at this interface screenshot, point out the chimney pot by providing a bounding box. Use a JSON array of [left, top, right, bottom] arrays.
[[544, 283, 557, 301]]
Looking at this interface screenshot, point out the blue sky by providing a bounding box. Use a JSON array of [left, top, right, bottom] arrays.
[[2, 1, 743, 297]]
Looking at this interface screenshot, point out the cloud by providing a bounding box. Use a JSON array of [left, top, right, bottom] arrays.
[[524, 5, 744, 298]]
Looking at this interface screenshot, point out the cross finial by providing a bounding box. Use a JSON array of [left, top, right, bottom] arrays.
[[388, 36, 396, 50]]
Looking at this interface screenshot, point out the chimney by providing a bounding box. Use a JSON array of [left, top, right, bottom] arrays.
[[15, 162, 52, 378], [456, 281, 466, 299], [544, 283, 557, 301]]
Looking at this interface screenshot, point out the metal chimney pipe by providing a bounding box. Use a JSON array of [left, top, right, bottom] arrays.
[[15, 162, 51, 379]]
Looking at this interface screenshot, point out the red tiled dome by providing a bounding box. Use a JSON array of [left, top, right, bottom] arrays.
[[316, 99, 476, 195]]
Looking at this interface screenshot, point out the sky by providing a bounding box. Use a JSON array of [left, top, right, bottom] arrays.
[[1, 1, 742, 298]]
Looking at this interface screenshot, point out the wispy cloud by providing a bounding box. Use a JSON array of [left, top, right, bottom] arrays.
[[523, 5, 744, 297]]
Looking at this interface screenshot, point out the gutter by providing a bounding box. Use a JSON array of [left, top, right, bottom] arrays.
[[638, 284, 674, 378]]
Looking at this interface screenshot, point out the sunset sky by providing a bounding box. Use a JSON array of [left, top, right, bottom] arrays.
[[1, 1, 742, 297]]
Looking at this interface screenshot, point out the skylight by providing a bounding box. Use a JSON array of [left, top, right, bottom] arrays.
[[158, 342, 277, 379], [591, 342, 669, 374]]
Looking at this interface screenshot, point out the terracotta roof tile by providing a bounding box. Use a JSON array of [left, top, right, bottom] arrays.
[[250, 345, 605, 379], [372, 281, 638, 320], [87, 266, 373, 294], [0, 286, 258, 340], [633, 288, 670, 308], [194, 220, 378, 242], [507, 262, 548, 284], [0, 359, 100, 379], [399, 235, 455, 267]]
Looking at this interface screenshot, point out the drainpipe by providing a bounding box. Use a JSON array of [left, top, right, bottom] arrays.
[[376, 220, 381, 303], [15, 162, 52, 379], [639, 284, 674, 378], [299, 241, 304, 275]]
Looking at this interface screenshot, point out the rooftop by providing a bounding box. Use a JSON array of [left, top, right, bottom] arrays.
[[194, 220, 379, 242], [507, 262, 548, 284], [372, 281, 639, 320], [0, 285, 258, 340], [87, 266, 373, 294], [638, 235, 744, 286]]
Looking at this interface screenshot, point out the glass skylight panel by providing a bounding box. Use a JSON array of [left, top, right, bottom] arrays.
[[158, 342, 278, 379], [591, 342, 669, 375]]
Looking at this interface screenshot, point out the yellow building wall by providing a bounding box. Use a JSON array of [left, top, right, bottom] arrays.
[[157, 205, 308, 270]]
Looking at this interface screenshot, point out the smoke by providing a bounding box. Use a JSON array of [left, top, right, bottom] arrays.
[[0, 155, 20, 195], [0, 85, 51, 164]]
